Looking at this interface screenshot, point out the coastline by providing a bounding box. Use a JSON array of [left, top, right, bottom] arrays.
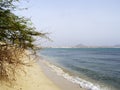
[[39, 48, 120, 90], [38, 57, 85, 90], [0, 51, 84, 90], [0, 53, 60, 90]]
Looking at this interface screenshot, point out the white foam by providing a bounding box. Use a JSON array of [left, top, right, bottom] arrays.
[[43, 61, 102, 90]]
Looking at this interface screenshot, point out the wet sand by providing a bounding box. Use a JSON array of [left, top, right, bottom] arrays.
[[0, 50, 85, 90], [38, 59, 85, 90]]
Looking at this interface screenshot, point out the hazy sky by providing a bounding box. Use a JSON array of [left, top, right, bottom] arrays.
[[17, 0, 120, 46]]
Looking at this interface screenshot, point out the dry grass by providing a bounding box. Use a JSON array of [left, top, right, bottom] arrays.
[[0, 45, 36, 85]]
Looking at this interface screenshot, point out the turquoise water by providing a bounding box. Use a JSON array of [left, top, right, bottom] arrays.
[[38, 48, 120, 90]]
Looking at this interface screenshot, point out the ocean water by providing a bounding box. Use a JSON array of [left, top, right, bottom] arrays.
[[38, 48, 120, 90]]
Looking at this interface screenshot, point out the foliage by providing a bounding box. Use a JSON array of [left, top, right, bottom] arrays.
[[0, 0, 19, 9], [0, 0, 47, 84], [0, 46, 25, 84], [0, 0, 47, 49]]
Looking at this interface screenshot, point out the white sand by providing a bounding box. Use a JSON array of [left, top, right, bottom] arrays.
[[0, 50, 84, 90], [0, 53, 60, 90]]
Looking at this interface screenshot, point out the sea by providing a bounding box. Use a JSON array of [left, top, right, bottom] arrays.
[[37, 48, 120, 90]]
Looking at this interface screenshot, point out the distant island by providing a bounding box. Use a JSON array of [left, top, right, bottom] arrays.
[[73, 44, 120, 48], [44, 44, 120, 48]]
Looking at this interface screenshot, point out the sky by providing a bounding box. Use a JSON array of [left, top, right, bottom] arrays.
[[16, 0, 120, 47]]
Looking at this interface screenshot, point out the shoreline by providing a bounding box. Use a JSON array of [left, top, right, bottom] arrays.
[[38, 58, 85, 90], [39, 48, 120, 90], [0, 53, 60, 90], [0, 51, 84, 90]]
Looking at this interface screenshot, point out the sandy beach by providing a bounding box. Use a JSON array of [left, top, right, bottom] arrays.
[[0, 52, 60, 90], [0, 52, 84, 90], [38, 58, 85, 90], [0, 63, 61, 90]]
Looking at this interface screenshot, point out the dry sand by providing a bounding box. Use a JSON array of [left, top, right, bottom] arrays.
[[0, 51, 84, 90], [0, 56, 60, 90]]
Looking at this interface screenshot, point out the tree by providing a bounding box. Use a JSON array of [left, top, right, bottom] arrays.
[[0, 0, 47, 84], [0, 0, 46, 49]]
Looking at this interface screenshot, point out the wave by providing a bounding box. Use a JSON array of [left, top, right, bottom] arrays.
[[42, 60, 106, 90]]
